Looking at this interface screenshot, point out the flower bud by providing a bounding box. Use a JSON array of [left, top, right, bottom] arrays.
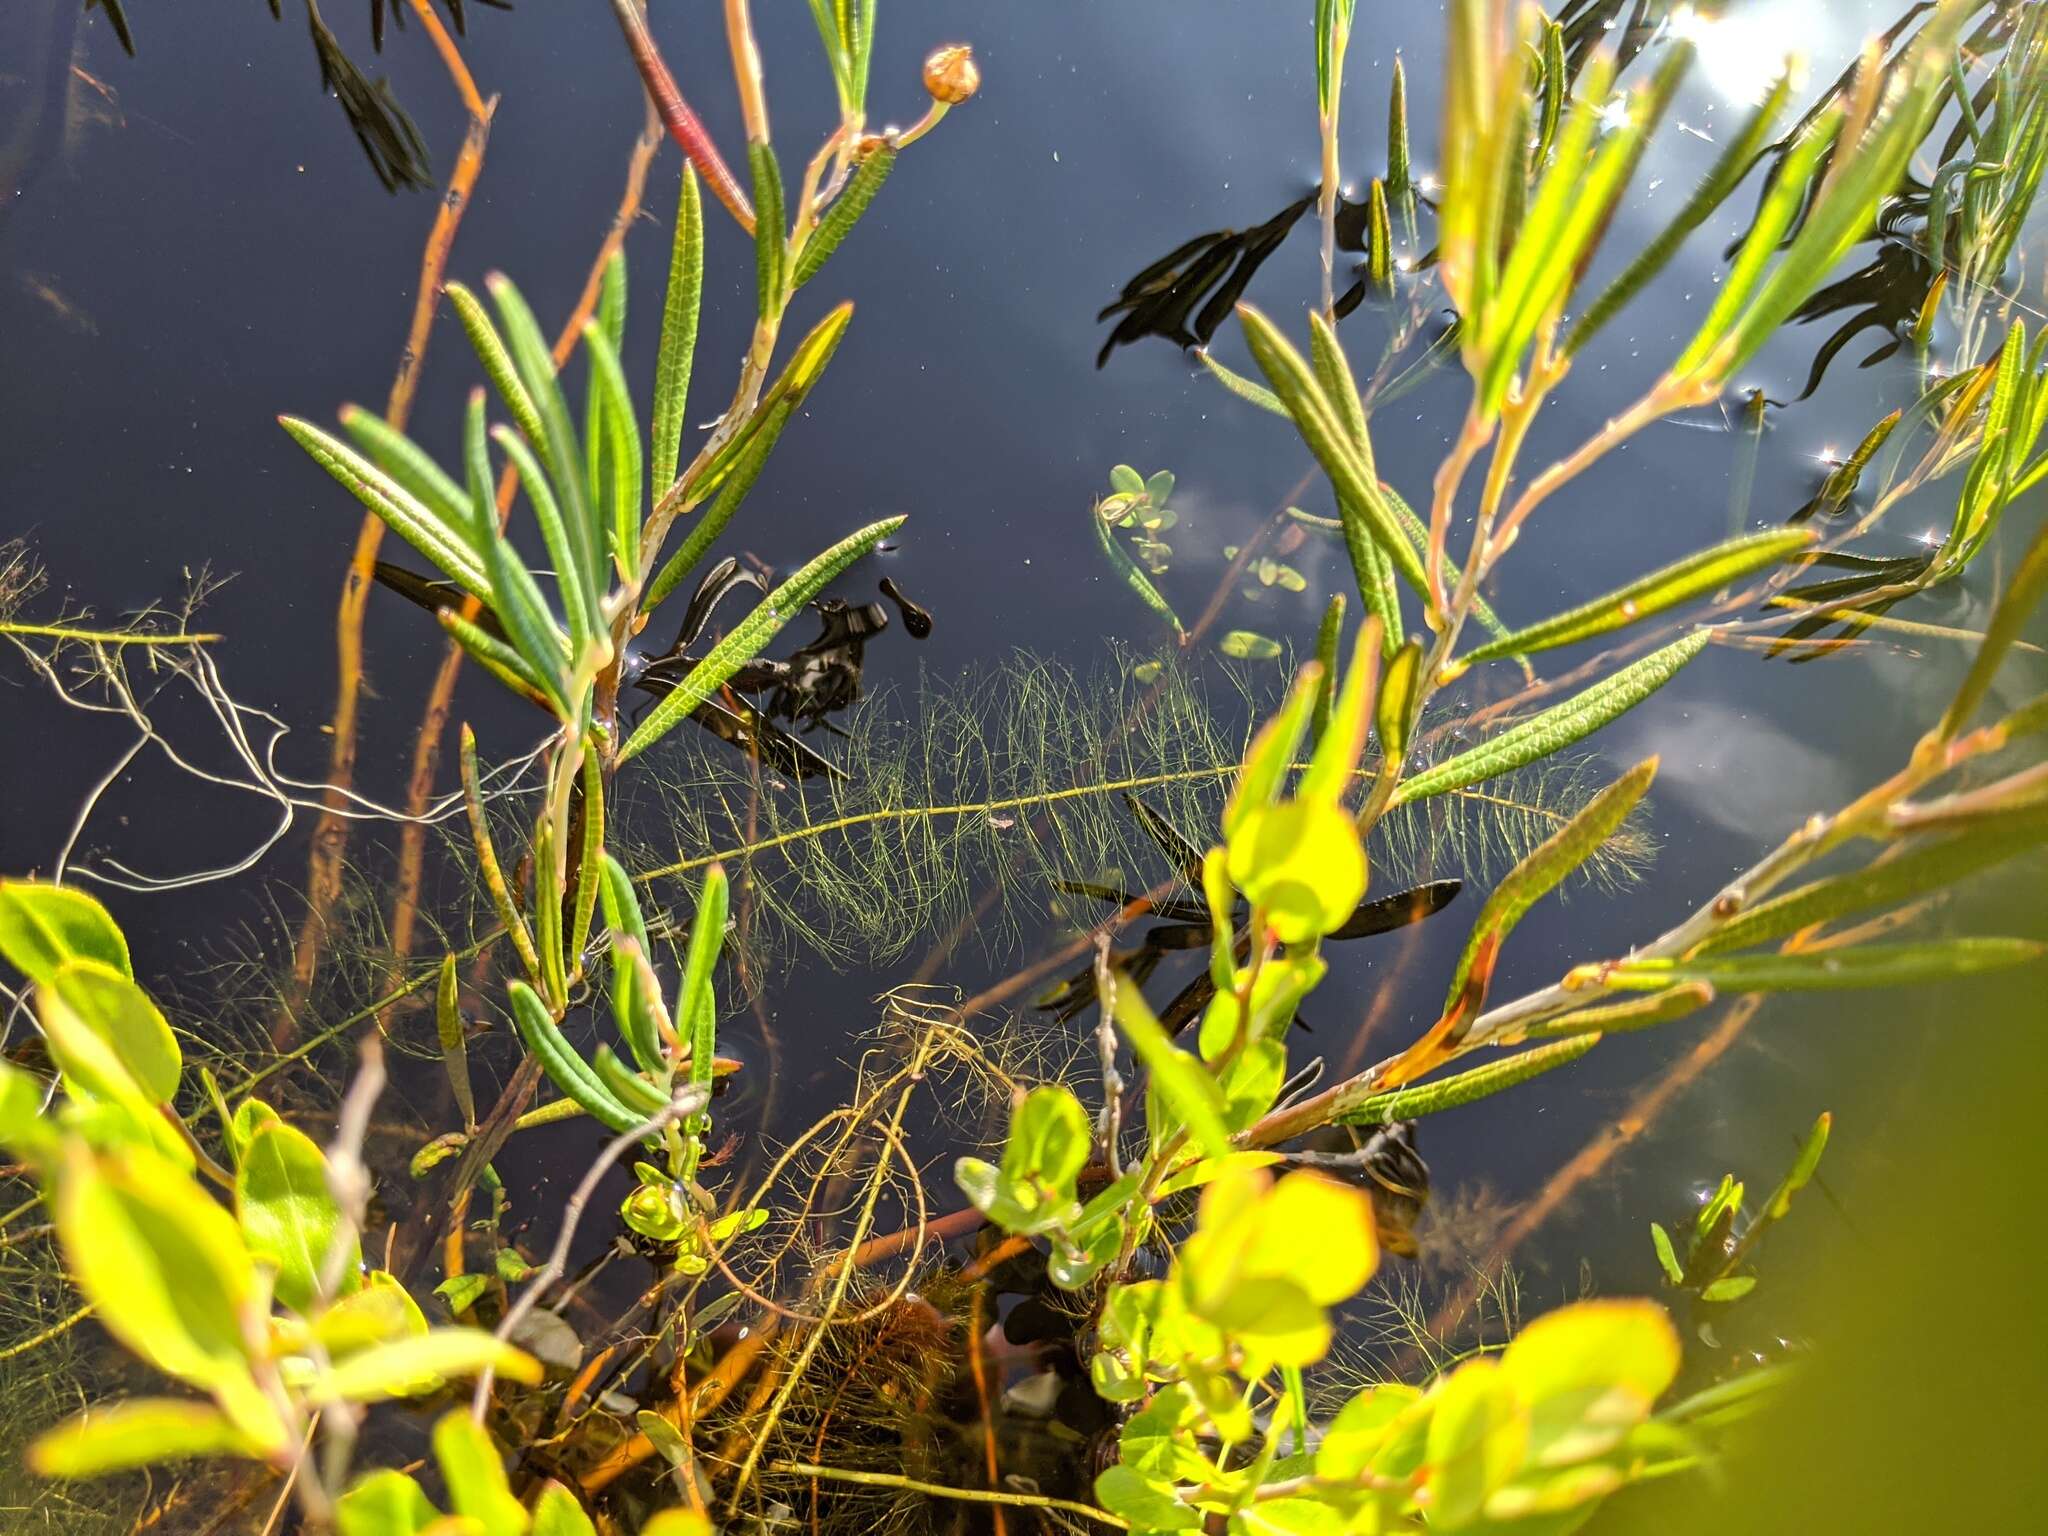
[[923, 45, 980, 106]]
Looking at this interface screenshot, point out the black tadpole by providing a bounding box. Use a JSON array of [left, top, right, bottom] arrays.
[[879, 577, 933, 639]]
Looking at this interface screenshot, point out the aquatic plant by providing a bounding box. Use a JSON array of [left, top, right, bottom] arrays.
[[637, 649, 1652, 972], [6, 0, 2048, 1529]]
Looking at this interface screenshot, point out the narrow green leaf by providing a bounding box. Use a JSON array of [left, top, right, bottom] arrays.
[[487, 274, 603, 631], [1238, 304, 1429, 599], [1375, 635, 1424, 765], [652, 164, 705, 498], [490, 425, 595, 655], [646, 396, 797, 612], [280, 417, 490, 602], [1338, 1035, 1599, 1125], [793, 142, 897, 290], [1520, 983, 1714, 1040], [1943, 512, 2048, 736], [1597, 938, 2044, 992], [435, 954, 475, 1130], [508, 980, 642, 1134], [340, 406, 472, 543], [1093, 501, 1184, 638], [599, 854, 663, 1076], [1199, 349, 1286, 415], [1309, 594, 1346, 747], [676, 864, 728, 1088], [445, 281, 547, 456], [1386, 54, 1411, 199], [750, 140, 787, 316], [1457, 530, 1814, 669], [1225, 660, 1322, 842], [1393, 631, 1709, 805], [582, 321, 644, 583], [436, 607, 553, 710], [1109, 978, 1232, 1159], [1441, 759, 1658, 1015], [620, 516, 906, 762], [460, 726, 538, 986], [569, 744, 605, 981], [1569, 72, 1793, 357], [1696, 810, 2048, 956], [1301, 620, 1380, 807], [1671, 107, 1844, 381], [482, 517, 570, 712]]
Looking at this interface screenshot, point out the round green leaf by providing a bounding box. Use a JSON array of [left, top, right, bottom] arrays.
[[1227, 800, 1369, 944]]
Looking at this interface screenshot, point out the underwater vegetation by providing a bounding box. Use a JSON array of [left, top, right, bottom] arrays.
[[0, 0, 2045, 1532]]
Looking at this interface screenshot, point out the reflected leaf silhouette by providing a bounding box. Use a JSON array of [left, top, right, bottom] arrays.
[[1096, 194, 1315, 366], [1036, 792, 1460, 1025], [371, 559, 844, 781]]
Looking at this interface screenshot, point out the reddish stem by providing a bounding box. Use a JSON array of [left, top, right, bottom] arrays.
[[607, 0, 755, 232]]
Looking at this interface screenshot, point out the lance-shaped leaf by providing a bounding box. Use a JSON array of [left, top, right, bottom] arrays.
[[487, 274, 604, 629], [651, 164, 704, 497], [1380, 760, 1656, 1089], [1225, 660, 1322, 843], [1310, 594, 1346, 746], [1584, 938, 2044, 992], [1093, 501, 1184, 638], [1338, 1034, 1598, 1126], [1394, 631, 1708, 806], [1300, 618, 1382, 808], [1942, 509, 2048, 737], [675, 864, 728, 1083], [29, 1399, 266, 1479], [599, 855, 664, 1076], [1375, 635, 1425, 764], [1199, 349, 1286, 415], [1445, 758, 1656, 1010], [649, 302, 856, 598], [647, 394, 798, 611], [620, 515, 906, 762], [340, 406, 471, 539], [508, 980, 642, 1134], [569, 745, 606, 976], [1477, 49, 1636, 414], [445, 281, 547, 456], [315, 1331, 543, 1404], [1696, 810, 2048, 956], [1238, 304, 1429, 599], [1671, 108, 1845, 382], [1453, 529, 1814, 672], [436, 953, 475, 1130], [1519, 982, 1714, 1041], [489, 423, 594, 658], [1314, 0, 1357, 118], [438, 608, 553, 712], [793, 143, 897, 290], [280, 417, 490, 602], [1111, 976, 1232, 1159], [750, 140, 787, 316], [1569, 73, 1793, 358], [582, 320, 644, 582], [1387, 54, 1412, 199]]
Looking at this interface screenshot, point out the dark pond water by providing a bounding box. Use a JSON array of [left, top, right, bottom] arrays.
[[2, 0, 2044, 1523]]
